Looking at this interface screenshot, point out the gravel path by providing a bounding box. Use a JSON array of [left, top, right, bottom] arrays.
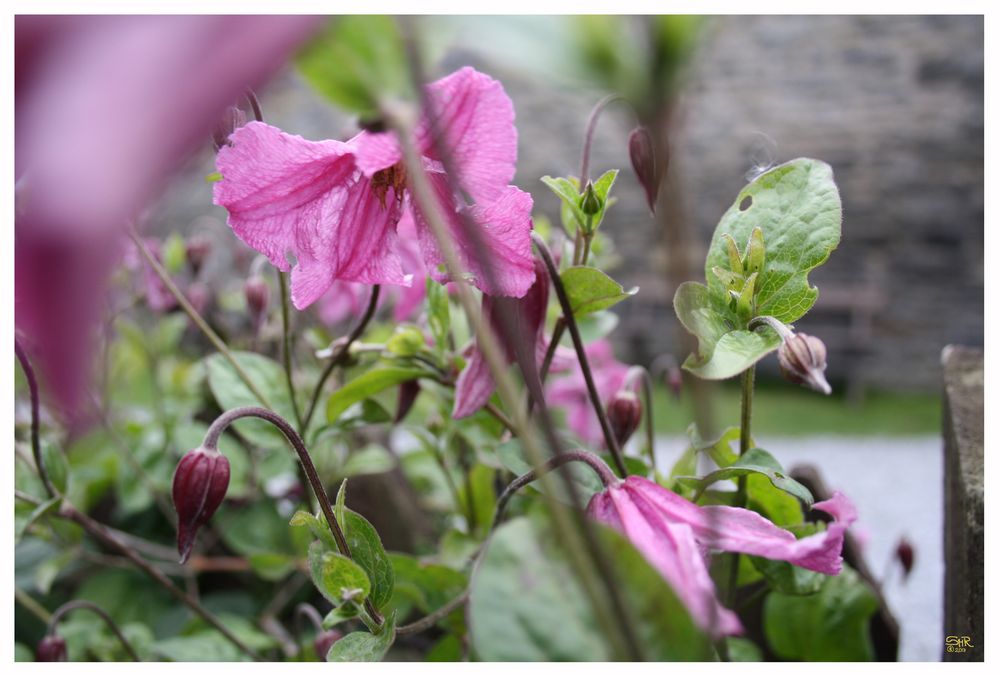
[[655, 435, 943, 661]]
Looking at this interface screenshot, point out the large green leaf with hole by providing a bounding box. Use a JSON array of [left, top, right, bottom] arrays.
[[674, 159, 840, 380]]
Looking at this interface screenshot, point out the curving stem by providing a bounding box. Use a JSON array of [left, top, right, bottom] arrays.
[[46, 600, 141, 661], [14, 339, 58, 498], [531, 233, 627, 477], [202, 406, 384, 627]]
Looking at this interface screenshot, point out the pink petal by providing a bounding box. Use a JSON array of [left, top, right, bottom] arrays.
[[215, 122, 409, 309], [353, 67, 517, 205], [452, 346, 496, 419], [318, 281, 369, 326], [628, 476, 856, 576], [417, 67, 518, 204], [589, 484, 743, 636], [412, 170, 535, 298]]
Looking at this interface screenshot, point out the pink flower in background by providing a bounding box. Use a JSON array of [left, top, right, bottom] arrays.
[[546, 340, 630, 445], [453, 256, 550, 419], [15, 16, 319, 419], [588, 476, 857, 636], [214, 66, 535, 310], [317, 211, 428, 326]]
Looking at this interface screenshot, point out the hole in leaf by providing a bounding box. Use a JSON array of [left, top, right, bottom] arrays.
[[739, 195, 753, 211]]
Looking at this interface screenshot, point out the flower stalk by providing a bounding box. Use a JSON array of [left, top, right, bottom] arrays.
[[46, 600, 141, 661]]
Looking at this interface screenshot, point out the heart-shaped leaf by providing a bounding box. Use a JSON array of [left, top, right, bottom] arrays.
[[677, 447, 814, 506]]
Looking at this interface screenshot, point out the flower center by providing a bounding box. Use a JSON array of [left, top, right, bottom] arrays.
[[371, 162, 407, 209]]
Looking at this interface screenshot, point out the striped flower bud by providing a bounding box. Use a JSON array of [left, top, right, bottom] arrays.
[[778, 332, 831, 395], [628, 126, 661, 215]]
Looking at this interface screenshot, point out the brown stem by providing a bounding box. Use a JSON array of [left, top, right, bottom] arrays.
[[579, 93, 625, 188], [14, 338, 58, 498], [301, 285, 381, 433], [47, 600, 141, 661], [202, 406, 384, 626], [396, 591, 469, 636], [531, 234, 627, 477]]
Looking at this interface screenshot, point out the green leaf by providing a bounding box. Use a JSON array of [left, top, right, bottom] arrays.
[[746, 473, 804, 527], [705, 158, 841, 324], [561, 266, 638, 317], [326, 366, 429, 423], [308, 542, 372, 606], [677, 447, 814, 506], [385, 325, 425, 357], [42, 443, 69, 495], [727, 637, 764, 662], [327, 614, 396, 662], [425, 278, 450, 353], [219, 501, 295, 557], [763, 565, 878, 660], [674, 282, 781, 380], [342, 444, 397, 477], [388, 553, 467, 634], [16, 496, 61, 543], [204, 352, 295, 449], [342, 509, 395, 609], [541, 175, 586, 233], [296, 17, 410, 119], [289, 510, 338, 552], [248, 553, 296, 581], [469, 515, 711, 661], [750, 556, 826, 595]]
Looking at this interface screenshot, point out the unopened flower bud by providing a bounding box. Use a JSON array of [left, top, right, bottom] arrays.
[[314, 629, 343, 661], [580, 181, 602, 216], [186, 282, 211, 316], [896, 537, 915, 580], [778, 332, 832, 395], [212, 106, 247, 151], [185, 235, 212, 276], [172, 447, 230, 563], [628, 126, 661, 215], [607, 390, 642, 447], [37, 635, 67, 662], [395, 379, 421, 423], [666, 366, 683, 400], [244, 276, 270, 327]]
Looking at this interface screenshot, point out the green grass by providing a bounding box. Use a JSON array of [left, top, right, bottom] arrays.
[[651, 380, 942, 437]]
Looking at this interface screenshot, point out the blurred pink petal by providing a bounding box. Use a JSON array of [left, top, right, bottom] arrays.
[[588, 476, 858, 636], [15, 16, 319, 418], [546, 340, 630, 445]]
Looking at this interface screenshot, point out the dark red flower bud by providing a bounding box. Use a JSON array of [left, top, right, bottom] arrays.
[[607, 390, 642, 447], [395, 379, 421, 423], [244, 275, 270, 327], [186, 282, 211, 316], [314, 629, 343, 661], [628, 126, 662, 215], [778, 332, 832, 395], [37, 635, 67, 662], [666, 365, 683, 401], [896, 537, 915, 580], [185, 235, 212, 277], [172, 447, 230, 564], [212, 105, 247, 151]]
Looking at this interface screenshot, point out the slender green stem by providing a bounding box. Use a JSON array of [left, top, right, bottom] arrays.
[[47, 600, 141, 661], [129, 230, 273, 410], [203, 406, 383, 627], [14, 339, 58, 498], [301, 285, 381, 434], [725, 365, 756, 620], [532, 234, 627, 478], [278, 270, 304, 430], [15, 586, 51, 624], [385, 54, 643, 656]]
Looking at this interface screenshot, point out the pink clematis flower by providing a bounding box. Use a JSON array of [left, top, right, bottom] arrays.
[[546, 340, 630, 445], [453, 256, 550, 419], [213, 67, 535, 310], [588, 476, 857, 636]]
